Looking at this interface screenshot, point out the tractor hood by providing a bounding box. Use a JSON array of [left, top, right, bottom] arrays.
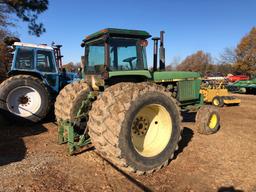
[[153, 71, 201, 82]]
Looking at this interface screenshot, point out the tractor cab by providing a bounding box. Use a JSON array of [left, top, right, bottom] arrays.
[[81, 28, 201, 106], [81, 28, 152, 87], [9, 42, 76, 93]]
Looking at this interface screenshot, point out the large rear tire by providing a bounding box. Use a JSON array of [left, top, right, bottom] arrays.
[[0, 75, 51, 122], [88, 82, 182, 174], [54, 80, 91, 128]]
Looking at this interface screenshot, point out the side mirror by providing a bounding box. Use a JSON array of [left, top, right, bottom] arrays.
[[138, 40, 148, 47], [81, 42, 85, 47]]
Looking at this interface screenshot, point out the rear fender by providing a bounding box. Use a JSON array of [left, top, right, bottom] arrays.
[[7, 70, 58, 94]]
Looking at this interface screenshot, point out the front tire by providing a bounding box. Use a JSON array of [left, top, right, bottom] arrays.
[[88, 82, 182, 174], [0, 75, 51, 122], [212, 96, 224, 107], [239, 87, 247, 94], [196, 105, 220, 134]]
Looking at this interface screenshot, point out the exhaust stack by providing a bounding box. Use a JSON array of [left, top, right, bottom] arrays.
[[152, 37, 160, 71], [159, 31, 165, 70]]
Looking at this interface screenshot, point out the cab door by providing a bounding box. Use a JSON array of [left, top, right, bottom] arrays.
[[35, 49, 60, 93]]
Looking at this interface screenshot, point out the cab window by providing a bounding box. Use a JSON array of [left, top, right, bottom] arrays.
[[85, 41, 105, 73], [36, 50, 56, 72], [15, 48, 34, 69], [109, 38, 145, 71]]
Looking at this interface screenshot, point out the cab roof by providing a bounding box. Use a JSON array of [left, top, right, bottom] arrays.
[[83, 28, 151, 43], [14, 42, 53, 50]]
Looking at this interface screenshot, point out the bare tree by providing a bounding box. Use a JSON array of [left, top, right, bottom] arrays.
[[218, 47, 237, 65], [168, 56, 181, 70]]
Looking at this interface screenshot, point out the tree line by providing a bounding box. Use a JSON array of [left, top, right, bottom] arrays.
[[171, 27, 256, 77]]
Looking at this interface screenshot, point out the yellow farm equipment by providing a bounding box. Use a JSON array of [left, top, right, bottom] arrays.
[[200, 80, 240, 107]]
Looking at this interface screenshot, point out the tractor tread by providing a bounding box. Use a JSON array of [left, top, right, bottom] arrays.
[[88, 82, 182, 174], [54, 80, 90, 122], [0, 74, 51, 122], [195, 105, 220, 134]]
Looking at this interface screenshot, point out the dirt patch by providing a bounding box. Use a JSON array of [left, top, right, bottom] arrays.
[[0, 94, 256, 192]]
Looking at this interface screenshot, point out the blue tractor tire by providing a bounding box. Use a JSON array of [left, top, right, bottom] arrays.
[[0, 75, 51, 122]]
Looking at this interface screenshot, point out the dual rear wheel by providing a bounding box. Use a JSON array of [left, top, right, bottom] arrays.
[[56, 82, 182, 174], [55, 81, 220, 174], [87, 82, 182, 174]]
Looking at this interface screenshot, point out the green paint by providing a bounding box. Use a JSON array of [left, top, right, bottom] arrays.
[[227, 78, 256, 93], [152, 71, 201, 103], [58, 121, 91, 155], [231, 78, 256, 88], [67, 124, 75, 154], [84, 28, 151, 43], [153, 71, 201, 82], [76, 92, 94, 119], [177, 79, 201, 101], [57, 93, 94, 155], [109, 70, 152, 79], [109, 70, 202, 104]]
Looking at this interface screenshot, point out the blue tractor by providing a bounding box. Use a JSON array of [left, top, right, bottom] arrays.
[[0, 42, 78, 122]]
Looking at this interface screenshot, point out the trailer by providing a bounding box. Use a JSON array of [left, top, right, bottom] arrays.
[[201, 79, 240, 107], [227, 78, 256, 94]]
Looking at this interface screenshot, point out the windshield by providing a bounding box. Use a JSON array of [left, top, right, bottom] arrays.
[[110, 38, 146, 71], [84, 38, 147, 74]]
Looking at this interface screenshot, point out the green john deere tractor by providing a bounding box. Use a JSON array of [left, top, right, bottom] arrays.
[[55, 28, 220, 174]]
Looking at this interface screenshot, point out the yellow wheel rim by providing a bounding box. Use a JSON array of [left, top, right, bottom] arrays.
[[213, 99, 219, 106], [208, 114, 218, 129], [131, 104, 172, 157]]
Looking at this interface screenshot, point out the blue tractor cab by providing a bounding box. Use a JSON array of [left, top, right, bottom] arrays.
[[9, 42, 77, 93], [0, 42, 79, 122]]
